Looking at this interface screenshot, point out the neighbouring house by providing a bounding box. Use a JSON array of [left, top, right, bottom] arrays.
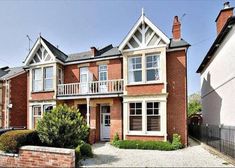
[[16, 11, 189, 145], [0, 66, 27, 128], [197, 2, 235, 127]]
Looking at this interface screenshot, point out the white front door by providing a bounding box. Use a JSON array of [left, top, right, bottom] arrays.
[[100, 105, 110, 141], [80, 67, 88, 93]]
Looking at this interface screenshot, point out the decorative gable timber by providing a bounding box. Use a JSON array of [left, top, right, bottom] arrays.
[[24, 37, 57, 66], [119, 13, 170, 51]]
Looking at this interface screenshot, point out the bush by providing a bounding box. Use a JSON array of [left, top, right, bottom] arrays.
[[0, 130, 40, 153], [113, 140, 173, 151], [80, 142, 93, 158], [171, 134, 183, 149], [36, 104, 89, 148], [111, 132, 119, 145]]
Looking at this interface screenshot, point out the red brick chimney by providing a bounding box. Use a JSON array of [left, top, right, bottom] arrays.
[[215, 2, 234, 35], [90, 47, 98, 56], [172, 16, 181, 40]]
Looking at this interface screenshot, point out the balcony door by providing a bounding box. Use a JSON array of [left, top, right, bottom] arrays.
[[80, 67, 89, 94], [99, 65, 108, 93]]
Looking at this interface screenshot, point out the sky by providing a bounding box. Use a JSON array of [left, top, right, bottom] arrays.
[[0, 0, 234, 95]]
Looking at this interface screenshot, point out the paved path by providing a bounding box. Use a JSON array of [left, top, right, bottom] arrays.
[[81, 138, 234, 167]]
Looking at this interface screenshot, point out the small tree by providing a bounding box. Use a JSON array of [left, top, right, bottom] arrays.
[[36, 104, 89, 148], [188, 92, 202, 116]]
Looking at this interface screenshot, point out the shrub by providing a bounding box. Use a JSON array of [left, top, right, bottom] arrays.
[[0, 130, 40, 153], [113, 140, 174, 151], [171, 134, 183, 149], [111, 132, 119, 145], [80, 142, 93, 157], [36, 104, 89, 148]]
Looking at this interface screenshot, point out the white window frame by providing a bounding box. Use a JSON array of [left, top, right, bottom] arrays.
[[32, 105, 42, 129], [99, 64, 108, 81], [58, 68, 63, 84], [146, 54, 160, 82], [44, 66, 53, 91], [128, 56, 142, 84], [32, 66, 54, 92], [146, 101, 160, 132], [32, 68, 42, 92], [128, 102, 143, 133]]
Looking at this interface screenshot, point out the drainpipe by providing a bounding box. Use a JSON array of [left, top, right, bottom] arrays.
[[86, 97, 90, 126]]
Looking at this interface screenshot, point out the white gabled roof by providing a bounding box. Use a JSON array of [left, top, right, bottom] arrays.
[[119, 13, 170, 51]]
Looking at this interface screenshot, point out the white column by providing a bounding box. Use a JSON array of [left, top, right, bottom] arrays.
[[86, 97, 90, 126], [142, 100, 147, 134]]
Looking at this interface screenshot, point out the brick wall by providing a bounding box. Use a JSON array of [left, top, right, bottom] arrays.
[[126, 135, 164, 141], [126, 83, 164, 95], [0, 146, 75, 167], [9, 73, 27, 127], [110, 98, 122, 140], [166, 50, 187, 146], [31, 91, 55, 101]]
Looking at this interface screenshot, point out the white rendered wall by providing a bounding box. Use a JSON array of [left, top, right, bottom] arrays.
[[201, 26, 235, 126]]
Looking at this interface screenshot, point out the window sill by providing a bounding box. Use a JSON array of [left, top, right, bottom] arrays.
[[31, 90, 54, 93], [127, 81, 163, 86]]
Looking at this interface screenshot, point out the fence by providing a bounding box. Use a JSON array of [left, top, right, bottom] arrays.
[[188, 124, 235, 158]]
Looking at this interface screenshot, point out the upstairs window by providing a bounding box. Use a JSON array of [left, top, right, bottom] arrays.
[[146, 54, 160, 81], [99, 65, 107, 81], [32, 66, 53, 92], [33, 68, 42, 92], [129, 102, 142, 131], [44, 67, 53, 90], [128, 56, 142, 83]]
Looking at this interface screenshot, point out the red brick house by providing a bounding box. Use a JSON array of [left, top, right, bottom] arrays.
[[21, 12, 190, 145], [0, 66, 27, 128]]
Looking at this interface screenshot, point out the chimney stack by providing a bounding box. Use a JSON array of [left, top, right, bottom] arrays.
[[172, 16, 181, 40], [90, 46, 98, 56], [215, 2, 234, 34]]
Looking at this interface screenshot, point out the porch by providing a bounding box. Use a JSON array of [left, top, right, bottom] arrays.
[[60, 97, 123, 144]]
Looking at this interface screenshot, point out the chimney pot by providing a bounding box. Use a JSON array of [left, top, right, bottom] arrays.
[[216, 1, 234, 34]]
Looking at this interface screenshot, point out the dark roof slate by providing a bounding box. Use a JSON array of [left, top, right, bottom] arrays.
[[169, 38, 190, 49], [0, 66, 25, 80]]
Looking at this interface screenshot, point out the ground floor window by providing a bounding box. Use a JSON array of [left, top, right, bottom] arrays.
[[147, 102, 160, 131], [32, 104, 53, 129], [128, 101, 161, 132], [129, 102, 142, 131]]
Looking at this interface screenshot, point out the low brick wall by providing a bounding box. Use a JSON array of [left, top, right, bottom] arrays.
[[0, 146, 75, 167]]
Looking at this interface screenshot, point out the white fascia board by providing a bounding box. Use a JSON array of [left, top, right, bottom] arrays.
[[119, 16, 142, 51], [24, 38, 41, 66], [144, 16, 170, 44]]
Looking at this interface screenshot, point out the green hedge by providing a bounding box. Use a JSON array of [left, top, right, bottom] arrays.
[[0, 130, 40, 153], [113, 140, 174, 151], [112, 133, 183, 151]]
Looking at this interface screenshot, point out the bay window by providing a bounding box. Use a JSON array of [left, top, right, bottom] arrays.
[[147, 102, 160, 131], [32, 66, 53, 92], [129, 102, 142, 131], [128, 56, 142, 83], [58, 68, 63, 84], [146, 55, 160, 81]]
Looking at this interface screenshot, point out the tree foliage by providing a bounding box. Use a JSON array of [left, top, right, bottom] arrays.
[[188, 92, 202, 116], [36, 104, 89, 148]]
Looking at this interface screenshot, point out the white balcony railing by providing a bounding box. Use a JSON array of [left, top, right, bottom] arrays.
[[57, 79, 124, 96]]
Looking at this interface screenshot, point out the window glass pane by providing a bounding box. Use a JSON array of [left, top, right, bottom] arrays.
[[147, 116, 160, 131], [147, 102, 153, 108], [147, 69, 156, 81], [34, 69, 42, 80], [45, 79, 53, 90], [147, 109, 153, 115], [130, 116, 142, 131], [130, 109, 135, 115], [134, 71, 142, 82], [136, 109, 142, 115], [154, 102, 159, 108], [136, 103, 142, 108], [129, 103, 135, 109], [44, 105, 53, 113], [154, 109, 159, 115], [45, 67, 53, 78]]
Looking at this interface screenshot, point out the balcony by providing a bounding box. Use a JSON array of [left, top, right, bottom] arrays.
[[57, 79, 124, 97]]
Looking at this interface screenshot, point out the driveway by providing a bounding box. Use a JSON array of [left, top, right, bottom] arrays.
[[81, 138, 234, 167]]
